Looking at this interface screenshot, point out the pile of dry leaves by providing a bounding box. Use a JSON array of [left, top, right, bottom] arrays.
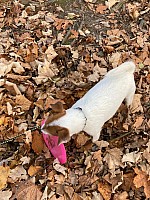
[[0, 0, 149, 199]]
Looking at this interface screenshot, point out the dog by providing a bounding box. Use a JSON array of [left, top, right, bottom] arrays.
[[41, 61, 136, 145]]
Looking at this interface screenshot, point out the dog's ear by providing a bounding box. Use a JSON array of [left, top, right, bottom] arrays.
[[42, 125, 70, 145], [44, 102, 66, 125], [57, 127, 70, 145]]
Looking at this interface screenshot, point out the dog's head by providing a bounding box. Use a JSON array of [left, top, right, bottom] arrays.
[[41, 102, 70, 145]]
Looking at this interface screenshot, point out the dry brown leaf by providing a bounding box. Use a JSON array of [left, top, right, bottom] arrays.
[[13, 180, 42, 200], [4, 80, 21, 95], [105, 0, 119, 9], [96, 4, 107, 14], [34, 99, 44, 110], [28, 165, 42, 176], [133, 168, 150, 199], [20, 156, 31, 165], [0, 190, 12, 200], [0, 166, 10, 190], [92, 191, 103, 200], [45, 97, 64, 110], [144, 58, 150, 66], [133, 116, 144, 129], [98, 181, 111, 200], [113, 191, 128, 200], [103, 148, 123, 172], [122, 152, 141, 164], [32, 130, 44, 154], [131, 94, 143, 113], [11, 62, 25, 74], [15, 94, 32, 111], [92, 150, 102, 164], [64, 186, 74, 199], [143, 140, 150, 163], [109, 52, 121, 68], [25, 130, 32, 144], [75, 132, 90, 147], [45, 45, 58, 62], [0, 63, 12, 78], [6, 102, 13, 115], [53, 160, 67, 175], [88, 62, 103, 82], [94, 140, 109, 149], [54, 174, 65, 184], [33, 59, 55, 85], [32, 106, 39, 122], [9, 165, 27, 182], [72, 193, 83, 200], [6, 74, 30, 81]]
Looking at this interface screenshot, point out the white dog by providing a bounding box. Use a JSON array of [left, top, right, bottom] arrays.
[[41, 61, 136, 144]]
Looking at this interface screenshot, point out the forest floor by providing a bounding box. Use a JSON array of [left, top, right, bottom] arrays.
[[0, 0, 150, 199]]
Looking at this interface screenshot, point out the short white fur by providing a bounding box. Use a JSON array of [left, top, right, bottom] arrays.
[[45, 61, 136, 143]]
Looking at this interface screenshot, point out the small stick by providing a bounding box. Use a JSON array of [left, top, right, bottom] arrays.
[[71, 19, 84, 46], [62, 28, 72, 45], [109, 131, 133, 143]]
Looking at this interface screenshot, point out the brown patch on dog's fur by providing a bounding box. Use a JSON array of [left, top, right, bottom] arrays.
[[42, 102, 69, 144], [42, 125, 70, 145], [44, 102, 66, 125]]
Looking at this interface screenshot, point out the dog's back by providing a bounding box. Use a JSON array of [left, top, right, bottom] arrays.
[[72, 61, 136, 140]]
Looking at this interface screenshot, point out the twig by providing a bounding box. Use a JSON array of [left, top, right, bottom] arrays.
[[62, 28, 72, 45], [108, 131, 133, 143], [71, 19, 84, 46]]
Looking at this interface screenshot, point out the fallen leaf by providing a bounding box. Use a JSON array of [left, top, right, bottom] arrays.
[[4, 80, 21, 95], [28, 165, 42, 176], [122, 152, 141, 164], [64, 186, 74, 199], [92, 191, 103, 200], [45, 97, 64, 110], [133, 116, 144, 129], [0, 190, 12, 200], [6, 102, 13, 115], [9, 165, 27, 182], [33, 59, 55, 85], [32, 130, 44, 154], [75, 132, 90, 147], [20, 156, 31, 165], [105, 0, 119, 9], [98, 181, 112, 200], [103, 148, 123, 172], [41, 185, 48, 200], [16, 94, 32, 111], [88, 62, 103, 82], [113, 191, 128, 200], [143, 140, 150, 163], [11, 62, 25, 74], [13, 180, 42, 200], [0, 63, 12, 78], [53, 159, 67, 175], [96, 4, 107, 14], [45, 45, 58, 62], [0, 166, 10, 190], [109, 52, 121, 68], [131, 94, 143, 113], [92, 150, 102, 164], [133, 168, 150, 199]]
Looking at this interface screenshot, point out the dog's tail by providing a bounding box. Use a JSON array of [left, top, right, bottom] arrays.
[[106, 61, 136, 77]]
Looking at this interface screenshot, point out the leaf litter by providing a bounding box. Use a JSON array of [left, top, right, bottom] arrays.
[[0, 0, 149, 199]]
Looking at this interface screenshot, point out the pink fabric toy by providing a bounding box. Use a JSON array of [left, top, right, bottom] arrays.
[[41, 120, 67, 164]]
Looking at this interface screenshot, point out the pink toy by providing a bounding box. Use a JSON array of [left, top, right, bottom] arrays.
[[41, 120, 67, 164]]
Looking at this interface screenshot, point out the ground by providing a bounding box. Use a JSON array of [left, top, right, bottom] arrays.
[[0, 0, 150, 199]]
